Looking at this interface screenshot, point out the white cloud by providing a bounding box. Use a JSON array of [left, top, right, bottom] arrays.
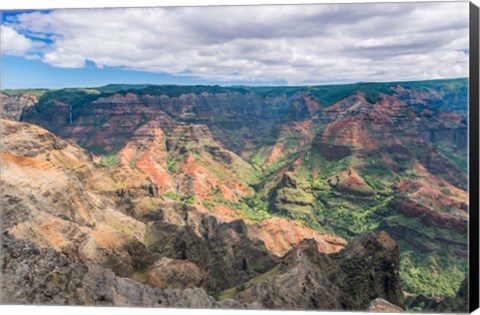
[[2, 2, 470, 84], [1, 25, 35, 56]]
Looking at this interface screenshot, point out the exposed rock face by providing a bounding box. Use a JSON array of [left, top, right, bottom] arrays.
[[0, 119, 157, 278], [392, 84, 468, 117], [0, 119, 261, 293], [0, 93, 37, 121], [321, 93, 372, 121], [2, 231, 398, 310], [22, 91, 289, 155], [337, 167, 375, 196], [262, 120, 315, 167], [368, 298, 404, 312], [249, 217, 346, 256], [396, 162, 468, 217], [166, 123, 256, 203], [392, 198, 467, 234], [233, 232, 404, 310], [314, 142, 352, 161], [0, 233, 228, 308], [283, 92, 321, 121], [1, 118, 70, 157], [112, 115, 257, 218], [144, 257, 206, 289], [321, 231, 404, 309], [416, 144, 467, 190], [145, 217, 280, 293]]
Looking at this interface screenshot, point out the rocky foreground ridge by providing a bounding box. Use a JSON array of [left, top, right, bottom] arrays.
[[2, 231, 405, 310]]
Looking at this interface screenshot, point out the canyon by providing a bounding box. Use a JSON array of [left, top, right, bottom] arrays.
[[0, 78, 469, 312]]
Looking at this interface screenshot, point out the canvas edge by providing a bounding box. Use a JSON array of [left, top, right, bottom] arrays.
[[469, 1, 480, 313]]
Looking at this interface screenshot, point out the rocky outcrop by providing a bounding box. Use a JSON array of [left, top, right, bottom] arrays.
[[143, 257, 207, 289], [1, 118, 70, 157], [320, 93, 372, 121], [314, 141, 352, 161], [249, 217, 346, 256], [368, 298, 404, 312], [263, 120, 315, 167], [145, 216, 279, 293], [337, 168, 375, 197], [283, 92, 321, 121], [0, 93, 37, 121], [232, 232, 404, 310], [1, 233, 232, 308], [0, 120, 157, 278], [0, 230, 406, 310]]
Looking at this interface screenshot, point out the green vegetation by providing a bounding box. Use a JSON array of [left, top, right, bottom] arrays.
[[315, 196, 382, 237], [183, 195, 195, 205], [97, 83, 151, 93], [20, 78, 467, 123], [132, 267, 151, 284], [4, 77, 466, 109], [212, 195, 272, 222], [250, 151, 268, 171], [387, 214, 466, 251], [51, 271, 59, 286], [276, 187, 314, 205], [36, 88, 105, 113], [383, 214, 467, 301], [225, 78, 464, 108], [124, 84, 251, 97], [167, 158, 177, 172], [400, 246, 467, 298], [274, 187, 315, 218], [239, 195, 272, 222], [1, 88, 49, 98], [309, 176, 330, 190], [163, 192, 194, 204], [77, 88, 101, 94], [163, 192, 182, 201], [100, 153, 119, 167], [202, 200, 215, 210]]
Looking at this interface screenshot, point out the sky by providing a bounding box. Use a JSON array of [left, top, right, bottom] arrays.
[[0, 2, 470, 89]]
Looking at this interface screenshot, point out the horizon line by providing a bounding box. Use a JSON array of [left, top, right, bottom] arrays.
[[1, 77, 468, 91]]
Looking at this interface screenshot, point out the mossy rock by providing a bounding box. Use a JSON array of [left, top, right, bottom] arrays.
[[275, 187, 314, 206]]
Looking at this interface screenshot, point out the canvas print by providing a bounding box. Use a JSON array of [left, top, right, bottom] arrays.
[[0, 1, 476, 313]]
